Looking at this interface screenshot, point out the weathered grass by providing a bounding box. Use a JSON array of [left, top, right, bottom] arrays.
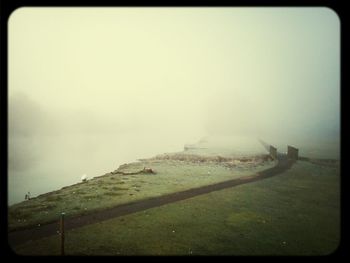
[[8, 153, 275, 231], [13, 160, 340, 255]]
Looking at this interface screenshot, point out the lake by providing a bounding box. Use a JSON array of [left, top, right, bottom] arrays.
[[8, 131, 189, 205], [8, 133, 340, 205]]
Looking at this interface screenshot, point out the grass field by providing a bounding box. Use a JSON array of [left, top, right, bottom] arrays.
[[8, 152, 275, 231], [12, 160, 340, 255]]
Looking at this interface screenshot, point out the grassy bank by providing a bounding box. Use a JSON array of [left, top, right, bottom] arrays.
[[12, 160, 340, 255], [8, 153, 275, 231]]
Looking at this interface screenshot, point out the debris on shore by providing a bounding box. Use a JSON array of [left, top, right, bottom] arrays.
[[111, 167, 156, 175]]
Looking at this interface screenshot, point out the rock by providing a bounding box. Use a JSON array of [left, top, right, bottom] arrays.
[[81, 174, 88, 182]]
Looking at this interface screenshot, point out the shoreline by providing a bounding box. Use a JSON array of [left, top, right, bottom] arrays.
[[9, 154, 294, 246], [8, 148, 277, 232], [10, 150, 275, 207]]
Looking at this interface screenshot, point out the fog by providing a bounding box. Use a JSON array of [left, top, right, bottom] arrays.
[[8, 7, 340, 204]]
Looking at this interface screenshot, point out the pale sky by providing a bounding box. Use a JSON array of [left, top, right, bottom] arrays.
[[8, 7, 340, 139], [8, 7, 341, 204]]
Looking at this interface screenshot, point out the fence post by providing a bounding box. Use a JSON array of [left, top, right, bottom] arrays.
[[60, 212, 65, 255]]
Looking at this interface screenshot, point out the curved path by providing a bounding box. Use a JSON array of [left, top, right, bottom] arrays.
[[8, 154, 295, 247]]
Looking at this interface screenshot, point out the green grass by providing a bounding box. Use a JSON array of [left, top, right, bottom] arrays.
[[12, 160, 340, 255], [8, 153, 275, 231]]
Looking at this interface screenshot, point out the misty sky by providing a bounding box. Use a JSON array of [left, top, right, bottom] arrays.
[[8, 7, 340, 144], [7, 7, 340, 204]]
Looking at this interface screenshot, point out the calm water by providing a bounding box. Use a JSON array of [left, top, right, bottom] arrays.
[[8, 132, 188, 205], [8, 134, 340, 205]]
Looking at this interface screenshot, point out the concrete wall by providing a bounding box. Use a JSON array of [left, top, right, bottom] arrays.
[[287, 145, 299, 160], [269, 145, 277, 159]]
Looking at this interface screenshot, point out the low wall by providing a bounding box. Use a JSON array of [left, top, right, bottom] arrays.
[[287, 145, 299, 160], [269, 145, 277, 159]]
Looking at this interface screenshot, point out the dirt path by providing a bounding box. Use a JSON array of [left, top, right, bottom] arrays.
[[8, 155, 294, 247]]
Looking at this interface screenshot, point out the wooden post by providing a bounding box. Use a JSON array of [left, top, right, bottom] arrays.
[[60, 212, 65, 256]]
